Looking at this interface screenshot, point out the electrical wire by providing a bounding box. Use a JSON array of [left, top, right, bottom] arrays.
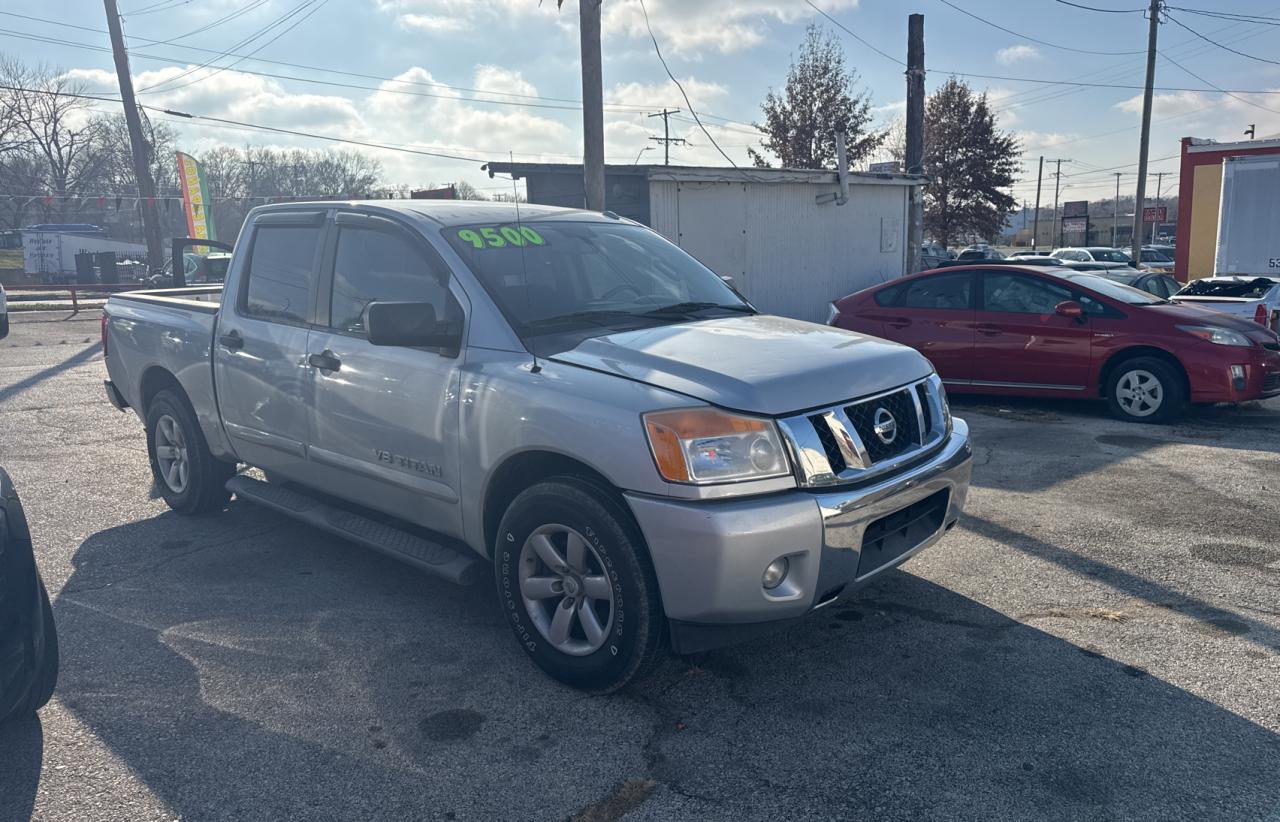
[[934, 0, 1147, 55], [147, 0, 274, 46], [1159, 50, 1280, 117], [1052, 0, 1145, 12], [804, 0, 905, 66], [1165, 6, 1280, 24], [123, 0, 195, 16], [1165, 12, 1280, 66]]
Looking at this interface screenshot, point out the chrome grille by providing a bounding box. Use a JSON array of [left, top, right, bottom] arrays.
[[777, 375, 949, 488], [1264, 372, 1280, 392]]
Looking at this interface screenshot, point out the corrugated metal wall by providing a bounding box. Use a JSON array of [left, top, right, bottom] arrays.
[[649, 179, 911, 323]]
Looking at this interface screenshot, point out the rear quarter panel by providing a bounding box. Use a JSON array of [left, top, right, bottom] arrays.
[[104, 296, 235, 460]]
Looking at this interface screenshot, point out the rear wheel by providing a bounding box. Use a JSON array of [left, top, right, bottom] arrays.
[[21, 578, 58, 715], [493, 479, 665, 693], [1105, 356, 1186, 424], [145, 389, 236, 514]]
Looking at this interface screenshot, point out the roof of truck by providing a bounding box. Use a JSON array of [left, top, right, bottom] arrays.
[[251, 199, 608, 227]]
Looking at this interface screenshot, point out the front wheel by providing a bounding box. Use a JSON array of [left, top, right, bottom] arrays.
[[1105, 357, 1186, 424], [493, 479, 665, 693]]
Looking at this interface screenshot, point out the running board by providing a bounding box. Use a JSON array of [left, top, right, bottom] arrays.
[[225, 475, 483, 586]]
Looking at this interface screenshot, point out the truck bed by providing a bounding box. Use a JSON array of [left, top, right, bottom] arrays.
[[108, 285, 223, 314]]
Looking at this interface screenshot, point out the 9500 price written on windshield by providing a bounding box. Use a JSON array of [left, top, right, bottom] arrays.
[[455, 226, 546, 249]]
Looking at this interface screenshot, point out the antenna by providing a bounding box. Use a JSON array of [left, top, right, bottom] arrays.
[[509, 151, 540, 373]]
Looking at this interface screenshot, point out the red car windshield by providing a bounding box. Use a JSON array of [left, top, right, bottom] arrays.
[[1055, 272, 1164, 305]]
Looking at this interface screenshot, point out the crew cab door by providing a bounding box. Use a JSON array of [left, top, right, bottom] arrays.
[[212, 211, 326, 475], [303, 212, 468, 537]]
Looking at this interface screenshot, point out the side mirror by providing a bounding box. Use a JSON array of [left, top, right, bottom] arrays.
[[366, 301, 460, 349], [1055, 300, 1085, 322]]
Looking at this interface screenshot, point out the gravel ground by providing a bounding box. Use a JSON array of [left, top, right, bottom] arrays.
[[1, 310, 1278, 822]]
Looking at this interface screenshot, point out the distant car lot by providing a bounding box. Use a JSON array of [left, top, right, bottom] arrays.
[[1, 310, 1278, 821]]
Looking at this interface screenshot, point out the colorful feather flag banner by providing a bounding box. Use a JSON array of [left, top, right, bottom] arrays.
[[176, 151, 217, 243]]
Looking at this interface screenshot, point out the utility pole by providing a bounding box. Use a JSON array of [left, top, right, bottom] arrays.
[[103, 0, 164, 272], [1131, 0, 1162, 264], [1113, 172, 1122, 247], [647, 109, 686, 165], [905, 12, 925, 272], [1052, 158, 1064, 248], [1150, 170, 1165, 244], [579, 0, 605, 211], [1032, 155, 1044, 250]]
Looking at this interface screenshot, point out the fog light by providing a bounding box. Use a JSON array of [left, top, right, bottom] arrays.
[[762, 557, 789, 590], [1231, 364, 1247, 391]]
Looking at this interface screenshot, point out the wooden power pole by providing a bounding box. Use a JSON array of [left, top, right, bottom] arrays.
[[579, 0, 605, 211], [103, 0, 164, 272], [1131, 0, 1162, 264], [905, 13, 925, 273], [648, 108, 686, 165], [1032, 156, 1044, 250]]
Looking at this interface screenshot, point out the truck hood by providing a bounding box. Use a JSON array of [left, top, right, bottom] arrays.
[[550, 314, 933, 416]]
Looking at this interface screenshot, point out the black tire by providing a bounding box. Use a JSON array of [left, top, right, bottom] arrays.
[[145, 388, 235, 514], [21, 578, 58, 715], [493, 478, 665, 693], [1105, 356, 1187, 424]]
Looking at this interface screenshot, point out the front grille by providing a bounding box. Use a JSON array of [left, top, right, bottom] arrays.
[[915, 382, 933, 433], [1264, 372, 1280, 392], [844, 389, 921, 463], [808, 413, 847, 474], [1263, 341, 1279, 352], [857, 489, 949, 578]]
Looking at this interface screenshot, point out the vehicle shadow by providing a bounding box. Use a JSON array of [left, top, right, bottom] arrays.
[[952, 394, 1280, 493], [0, 342, 100, 405], [0, 713, 44, 821], [51, 506, 1280, 821]]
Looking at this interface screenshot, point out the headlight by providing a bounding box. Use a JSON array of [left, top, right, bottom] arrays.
[[643, 408, 791, 484], [1176, 325, 1252, 347]]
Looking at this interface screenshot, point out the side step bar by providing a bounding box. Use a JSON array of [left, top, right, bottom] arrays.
[[226, 475, 483, 586]]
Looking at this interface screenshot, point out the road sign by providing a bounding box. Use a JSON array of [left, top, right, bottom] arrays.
[[1142, 206, 1167, 223], [1062, 217, 1088, 234], [868, 161, 901, 173], [1063, 200, 1088, 219]]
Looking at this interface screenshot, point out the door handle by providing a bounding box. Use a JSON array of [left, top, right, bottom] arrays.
[[975, 324, 1003, 336], [308, 350, 342, 371], [886, 317, 911, 328], [218, 331, 244, 350]]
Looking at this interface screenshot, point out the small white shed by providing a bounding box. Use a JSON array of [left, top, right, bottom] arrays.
[[484, 162, 925, 324]]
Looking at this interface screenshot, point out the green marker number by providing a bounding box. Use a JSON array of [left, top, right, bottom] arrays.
[[456, 225, 546, 249]]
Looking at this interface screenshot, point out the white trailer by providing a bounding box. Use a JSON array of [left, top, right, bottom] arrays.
[[1216, 154, 1280, 276], [22, 231, 146, 278]]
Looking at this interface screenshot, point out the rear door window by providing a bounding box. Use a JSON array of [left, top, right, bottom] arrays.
[[243, 226, 323, 324], [900, 273, 973, 310]]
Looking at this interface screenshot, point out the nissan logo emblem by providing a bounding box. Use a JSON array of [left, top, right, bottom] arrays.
[[873, 407, 897, 444]]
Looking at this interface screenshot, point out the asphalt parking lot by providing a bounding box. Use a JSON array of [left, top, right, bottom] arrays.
[[1, 311, 1278, 822]]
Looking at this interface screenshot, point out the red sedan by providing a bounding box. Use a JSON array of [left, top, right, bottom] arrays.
[[830, 264, 1280, 423]]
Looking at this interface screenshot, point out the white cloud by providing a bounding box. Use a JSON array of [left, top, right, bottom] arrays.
[[603, 0, 858, 55], [996, 44, 1039, 65], [1115, 90, 1209, 117], [1016, 130, 1076, 151], [397, 14, 465, 31]]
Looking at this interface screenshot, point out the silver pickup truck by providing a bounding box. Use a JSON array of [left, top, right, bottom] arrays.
[[102, 201, 972, 692]]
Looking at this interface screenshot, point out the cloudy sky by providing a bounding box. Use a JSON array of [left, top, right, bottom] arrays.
[[4, 0, 1280, 203]]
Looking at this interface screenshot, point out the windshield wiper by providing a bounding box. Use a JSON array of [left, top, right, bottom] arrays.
[[640, 301, 756, 318], [524, 309, 659, 331]]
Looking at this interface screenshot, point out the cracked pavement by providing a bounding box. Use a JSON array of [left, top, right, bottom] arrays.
[[1, 311, 1278, 821]]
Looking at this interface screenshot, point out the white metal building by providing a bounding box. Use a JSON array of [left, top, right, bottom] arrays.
[[484, 163, 924, 324]]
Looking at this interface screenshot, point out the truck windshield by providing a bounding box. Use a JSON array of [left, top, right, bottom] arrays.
[[444, 220, 753, 336]]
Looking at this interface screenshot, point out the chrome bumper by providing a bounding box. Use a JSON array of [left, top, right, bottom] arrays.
[[626, 418, 972, 645]]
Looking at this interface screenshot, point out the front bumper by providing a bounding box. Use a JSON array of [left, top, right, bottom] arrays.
[[626, 418, 973, 653], [1183, 344, 1280, 403]]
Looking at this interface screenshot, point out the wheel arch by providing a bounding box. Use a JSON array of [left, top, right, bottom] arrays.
[[139, 365, 186, 413], [482, 449, 630, 561], [1098, 345, 1189, 398]]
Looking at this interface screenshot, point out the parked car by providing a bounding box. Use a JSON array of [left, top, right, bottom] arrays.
[[1007, 250, 1053, 259], [1172, 276, 1280, 332], [830, 264, 1280, 423], [921, 242, 951, 268], [1051, 247, 1135, 265], [956, 247, 1005, 261], [0, 283, 8, 340], [1136, 248, 1176, 274], [1085, 268, 1182, 299], [0, 467, 58, 725], [102, 200, 973, 692]]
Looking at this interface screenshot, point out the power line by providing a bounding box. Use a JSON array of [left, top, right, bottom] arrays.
[[804, 0, 905, 65], [1165, 11, 1280, 66], [934, 0, 1147, 55], [146, 0, 273, 46], [1158, 50, 1280, 117], [636, 0, 747, 172], [123, 0, 195, 16], [1052, 0, 1145, 12], [1165, 6, 1280, 24]]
